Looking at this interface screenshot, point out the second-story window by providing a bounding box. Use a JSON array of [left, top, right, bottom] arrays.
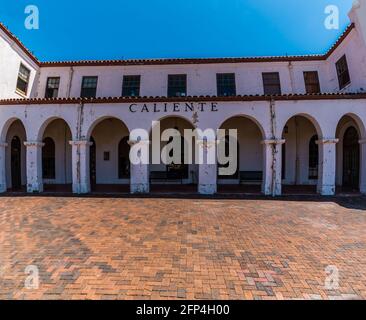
[[81, 76, 98, 98], [16, 63, 31, 95], [303, 71, 321, 94], [45, 77, 60, 98], [217, 73, 236, 96], [336, 55, 351, 90], [168, 74, 187, 97], [122, 75, 141, 97], [262, 72, 281, 95]]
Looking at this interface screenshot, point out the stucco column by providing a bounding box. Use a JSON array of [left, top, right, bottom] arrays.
[[24, 141, 44, 193], [197, 139, 217, 195], [0, 142, 8, 193], [317, 139, 339, 196], [128, 139, 150, 194], [69, 140, 92, 194], [262, 139, 285, 196], [359, 139, 366, 194]]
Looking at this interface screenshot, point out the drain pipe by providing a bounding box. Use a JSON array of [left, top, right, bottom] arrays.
[[270, 97, 277, 197], [287, 61, 295, 94], [75, 102, 85, 189], [67, 66, 74, 98]]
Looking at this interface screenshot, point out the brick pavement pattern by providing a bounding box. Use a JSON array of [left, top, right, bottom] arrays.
[[0, 196, 365, 300]]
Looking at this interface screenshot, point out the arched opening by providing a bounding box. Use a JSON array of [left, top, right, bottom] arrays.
[[281, 115, 320, 195], [335, 115, 362, 193], [11, 136, 22, 190], [6, 120, 26, 192], [41, 119, 72, 192], [42, 137, 56, 179], [217, 116, 264, 194], [308, 135, 319, 180], [149, 116, 197, 193], [343, 127, 359, 190], [88, 118, 130, 193]]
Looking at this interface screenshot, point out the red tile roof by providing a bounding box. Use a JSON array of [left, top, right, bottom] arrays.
[[0, 92, 365, 105], [0, 21, 355, 68]]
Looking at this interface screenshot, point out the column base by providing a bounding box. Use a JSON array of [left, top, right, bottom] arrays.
[[198, 184, 216, 195], [131, 183, 149, 194], [262, 182, 282, 196], [262, 184, 271, 196], [0, 184, 6, 193], [360, 184, 366, 195], [72, 183, 90, 194], [318, 185, 336, 196], [27, 183, 43, 193]]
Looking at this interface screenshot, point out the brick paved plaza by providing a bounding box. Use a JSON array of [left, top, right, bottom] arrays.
[[0, 195, 365, 300]]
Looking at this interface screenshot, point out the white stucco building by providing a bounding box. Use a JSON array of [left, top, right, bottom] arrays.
[[0, 1, 366, 196]]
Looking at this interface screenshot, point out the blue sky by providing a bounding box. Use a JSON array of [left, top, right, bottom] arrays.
[[0, 0, 354, 61]]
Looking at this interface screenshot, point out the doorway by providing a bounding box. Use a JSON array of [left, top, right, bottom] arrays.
[[342, 126, 360, 190], [11, 136, 22, 190]]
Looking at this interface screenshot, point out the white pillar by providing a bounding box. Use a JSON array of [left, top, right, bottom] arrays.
[[70, 140, 91, 194], [198, 139, 217, 195], [0, 142, 8, 193], [359, 139, 366, 194], [317, 139, 339, 196], [262, 139, 285, 196], [129, 139, 150, 194], [24, 141, 44, 193]]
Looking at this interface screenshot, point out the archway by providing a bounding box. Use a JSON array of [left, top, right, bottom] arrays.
[[88, 118, 130, 193], [336, 115, 362, 193], [281, 115, 321, 195], [42, 137, 56, 180], [217, 116, 264, 194], [5, 120, 27, 192], [343, 127, 359, 189], [149, 116, 197, 193], [11, 136, 22, 190], [41, 119, 72, 192]]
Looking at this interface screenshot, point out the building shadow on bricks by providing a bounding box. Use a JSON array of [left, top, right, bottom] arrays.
[[1, 191, 365, 211]]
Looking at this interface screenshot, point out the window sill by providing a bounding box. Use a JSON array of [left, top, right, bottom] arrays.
[[15, 89, 28, 98], [339, 82, 352, 92]]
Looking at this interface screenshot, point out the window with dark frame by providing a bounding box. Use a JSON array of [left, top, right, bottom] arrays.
[[167, 74, 187, 97], [103, 152, 110, 161], [81, 76, 98, 98], [16, 63, 31, 95], [122, 75, 141, 97], [45, 77, 60, 98], [262, 72, 281, 95], [303, 71, 321, 94], [42, 137, 56, 180], [336, 55, 351, 90], [217, 73, 236, 96]]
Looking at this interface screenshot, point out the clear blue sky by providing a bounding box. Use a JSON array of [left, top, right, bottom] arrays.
[[0, 0, 354, 61]]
